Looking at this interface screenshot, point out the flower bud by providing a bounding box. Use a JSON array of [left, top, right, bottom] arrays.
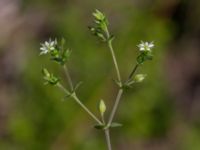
[[99, 99, 106, 116], [42, 68, 59, 85], [134, 74, 147, 83], [42, 68, 50, 78], [93, 9, 105, 21]]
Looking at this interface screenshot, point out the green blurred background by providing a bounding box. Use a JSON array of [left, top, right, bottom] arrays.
[[0, 0, 200, 149]]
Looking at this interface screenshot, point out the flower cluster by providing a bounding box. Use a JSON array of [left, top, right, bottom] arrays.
[[40, 38, 71, 65], [40, 38, 71, 86], [89, 9, 109, 41]]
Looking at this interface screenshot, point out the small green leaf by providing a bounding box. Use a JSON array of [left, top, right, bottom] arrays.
[[74, 81, 83, 91], [110, 122, 123, 128], [94, 124, 105, 130]]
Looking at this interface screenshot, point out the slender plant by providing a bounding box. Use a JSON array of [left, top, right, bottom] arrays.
[[39, 9, 154, 150]]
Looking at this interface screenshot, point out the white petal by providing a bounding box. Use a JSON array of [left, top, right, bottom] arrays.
[[50, 41, 54, 46], [140, 47, 145, 51], [45, 41, 49, 46], [149, 43, 154, 47], [40, 47, 45, 50], [140, 43, 145, 47]]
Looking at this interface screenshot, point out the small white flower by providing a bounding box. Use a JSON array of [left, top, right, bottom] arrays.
[[138, 41, 154, 52], [40, 39, 57, 55]]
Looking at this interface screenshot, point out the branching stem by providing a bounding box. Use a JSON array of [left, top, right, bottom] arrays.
[[105, 24, 140, 150], [57, 83, 102, 125]]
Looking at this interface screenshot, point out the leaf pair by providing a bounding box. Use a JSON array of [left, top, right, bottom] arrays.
[[94, 122, 122, 130]]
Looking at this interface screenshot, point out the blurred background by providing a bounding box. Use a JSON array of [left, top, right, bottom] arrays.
[[0, 0, 200, 149]]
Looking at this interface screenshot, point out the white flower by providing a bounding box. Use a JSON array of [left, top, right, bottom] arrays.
[[137, 41, 154, 52], [40, 39, 57, 55]]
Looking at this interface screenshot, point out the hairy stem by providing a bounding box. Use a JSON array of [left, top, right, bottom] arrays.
[[57, 83, 102, 125], [104, 129, 112, 150]]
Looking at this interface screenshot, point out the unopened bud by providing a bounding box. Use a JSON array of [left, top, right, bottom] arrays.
[[134, 74, 147, 83], [99, 99, 106, 116]]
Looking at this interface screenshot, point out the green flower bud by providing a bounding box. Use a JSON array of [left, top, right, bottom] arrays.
[[42, 68, 50, 78], [93, 9, 105, 21], [89, 10, 109, 42], [134, 74, 147, 83], [42, 68, 59, 85], [99, 99, 106, 116]]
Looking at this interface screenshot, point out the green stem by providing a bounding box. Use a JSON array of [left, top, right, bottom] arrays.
[[57, 83, 102, 125], [108, 63, 139, 126], [105, 26, 122, 85], [104, 24, 139, 150], [104, 129, 112, 150], [63, 65, 74, 91], [107, 89, 123, 126], [128, 63, 139, 81]]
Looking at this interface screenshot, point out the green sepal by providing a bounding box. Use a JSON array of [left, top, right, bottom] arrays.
[[49, 38, 71, 65], [89, 26, 106, 42], [74, 81, 83, 91], [42, 68, 59, 86], [137, 51, 153, 64]]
